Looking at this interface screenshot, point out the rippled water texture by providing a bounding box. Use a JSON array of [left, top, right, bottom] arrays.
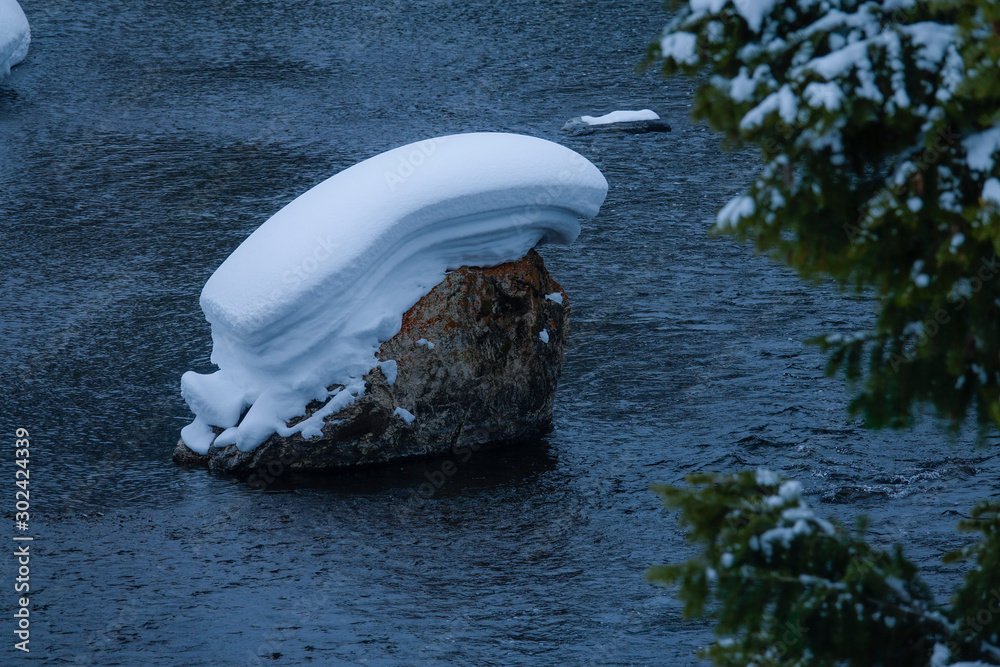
[[2, 1, 999, 664]]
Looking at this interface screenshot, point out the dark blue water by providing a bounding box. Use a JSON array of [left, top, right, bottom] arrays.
[[2, 1, 998, 664]]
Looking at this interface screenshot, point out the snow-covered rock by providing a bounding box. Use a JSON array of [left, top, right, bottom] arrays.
[[174, 250, 571, 474], [581, 109, 661, 125], [0, 0, 30, 78], [562, 109, 671, 136], [178, 132, 606, 457]]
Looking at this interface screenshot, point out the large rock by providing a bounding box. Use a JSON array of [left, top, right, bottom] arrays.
[[173, 249, 569, 474]]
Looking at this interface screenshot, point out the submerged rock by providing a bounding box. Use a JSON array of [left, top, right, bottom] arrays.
[[173, 249, 569, 474]]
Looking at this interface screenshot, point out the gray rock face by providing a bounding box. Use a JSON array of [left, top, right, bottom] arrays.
[[173, 249, 569, 475]]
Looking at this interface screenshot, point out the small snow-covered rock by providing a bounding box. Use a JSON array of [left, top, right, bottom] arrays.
[[581, 109, 661, 125], [562, 110, 671, 136]]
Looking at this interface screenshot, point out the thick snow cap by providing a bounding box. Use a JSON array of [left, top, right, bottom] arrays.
[[181, 132, 608, 454], [0, 0, 30, 77]]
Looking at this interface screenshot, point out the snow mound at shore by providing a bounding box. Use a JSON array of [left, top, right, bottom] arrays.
[[181, 132, 607, 454], [0, 0, 30, 77]]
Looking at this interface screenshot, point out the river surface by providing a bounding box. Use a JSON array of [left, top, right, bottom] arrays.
[[2, 1, 999, 665]]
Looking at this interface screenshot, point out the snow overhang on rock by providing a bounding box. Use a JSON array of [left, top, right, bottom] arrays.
[[181, 132, 607, 454]]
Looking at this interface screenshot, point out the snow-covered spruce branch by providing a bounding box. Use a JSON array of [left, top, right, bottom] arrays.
[[647, 1, 1000, 430]]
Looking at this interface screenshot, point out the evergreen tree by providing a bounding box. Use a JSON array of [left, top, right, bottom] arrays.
[[644, 2, 1000, 665], [649, 470, 1000, 666], [646, 0, 1000, 430]]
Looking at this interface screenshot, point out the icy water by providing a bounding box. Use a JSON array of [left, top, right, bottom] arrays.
[[2, 1, 999, 665]]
